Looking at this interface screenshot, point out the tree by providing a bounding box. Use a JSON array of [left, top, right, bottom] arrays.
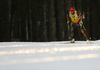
[[40, 0, 47, 42], [48, 0, 56, 41], [0, 0, 11, 41], [55, 0, 65, 41]]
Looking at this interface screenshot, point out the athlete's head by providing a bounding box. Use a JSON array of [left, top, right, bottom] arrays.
[[70, 7, 75, 14]]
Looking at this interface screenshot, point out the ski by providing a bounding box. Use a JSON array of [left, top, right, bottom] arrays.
[[65, 42, 77, 44]]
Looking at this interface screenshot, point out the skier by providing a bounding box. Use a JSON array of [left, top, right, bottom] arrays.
[[67, 7, 91, 43]]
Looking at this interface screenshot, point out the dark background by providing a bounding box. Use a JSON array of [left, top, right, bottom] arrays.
[[0, 0, 100, 42]]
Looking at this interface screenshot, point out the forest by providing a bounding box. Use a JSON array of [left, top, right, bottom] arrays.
[[0, 0, 100, 42]]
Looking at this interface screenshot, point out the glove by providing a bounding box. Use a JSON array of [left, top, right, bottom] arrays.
[[67, 21, 69, 24], [80, 21, 83, 24]]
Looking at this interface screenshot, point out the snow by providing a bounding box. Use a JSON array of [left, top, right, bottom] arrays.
[[0, 40, 100, 70]]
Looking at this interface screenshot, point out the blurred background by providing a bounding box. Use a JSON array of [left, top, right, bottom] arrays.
[[0, 0, 100, 42]]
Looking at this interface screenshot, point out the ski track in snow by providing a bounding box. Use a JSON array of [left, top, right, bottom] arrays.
[[0, 40, 100, 70]]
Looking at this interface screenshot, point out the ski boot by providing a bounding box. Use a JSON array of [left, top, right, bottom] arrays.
[[70, 38, 75, 43], [86, 38, 91, 44]]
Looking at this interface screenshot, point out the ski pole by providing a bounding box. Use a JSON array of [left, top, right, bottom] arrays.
[[67, 21, 71, 40]]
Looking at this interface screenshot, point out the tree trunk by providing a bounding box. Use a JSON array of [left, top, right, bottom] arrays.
[[48, 0, 56, 41], [89, 0, 93, 39], [40, 0, 47, 42], [55, 0, 64, 41]]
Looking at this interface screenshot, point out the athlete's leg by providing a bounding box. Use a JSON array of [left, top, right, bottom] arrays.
[[79, 22, 88, 39], [70, 23, 75, 43], [79, 22, 91, 43]]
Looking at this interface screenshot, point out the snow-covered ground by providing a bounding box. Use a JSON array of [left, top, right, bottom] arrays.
[[0, 40, 100, 70]]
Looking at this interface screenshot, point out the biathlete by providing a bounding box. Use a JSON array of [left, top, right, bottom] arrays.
[[67, 7, 91, 43]]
